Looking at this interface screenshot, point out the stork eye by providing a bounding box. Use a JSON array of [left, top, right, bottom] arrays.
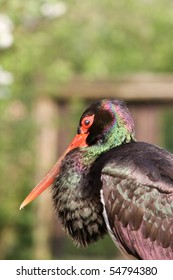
[[84, 119, 90, 126], [81, 114, 94, 130]]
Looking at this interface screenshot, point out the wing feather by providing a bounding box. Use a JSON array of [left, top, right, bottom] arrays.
[[97, 142, 173, 259]]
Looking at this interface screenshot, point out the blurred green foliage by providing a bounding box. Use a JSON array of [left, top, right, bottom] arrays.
[[1, 0, 173, 259], [163, 109, 173, 153]]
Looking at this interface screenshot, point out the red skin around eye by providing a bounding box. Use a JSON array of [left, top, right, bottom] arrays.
[[81, 115, 95, 133]]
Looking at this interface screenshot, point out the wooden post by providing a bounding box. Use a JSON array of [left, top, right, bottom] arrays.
[[33, 97, 58, 259], [129, 104, 162, 145]]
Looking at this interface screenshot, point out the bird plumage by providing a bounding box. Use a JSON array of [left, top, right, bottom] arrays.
[[52, 148, 107, 247], [20, 99, 173, 259], [94, 142, 173, 259]]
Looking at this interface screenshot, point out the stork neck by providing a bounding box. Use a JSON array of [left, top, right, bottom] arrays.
[[82, 130, 135, 166]]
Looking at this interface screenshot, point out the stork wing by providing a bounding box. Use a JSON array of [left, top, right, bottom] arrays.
[[98, 142, 173, 259]]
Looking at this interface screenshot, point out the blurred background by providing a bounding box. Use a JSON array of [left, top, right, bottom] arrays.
[[1, 0, 173, 260]]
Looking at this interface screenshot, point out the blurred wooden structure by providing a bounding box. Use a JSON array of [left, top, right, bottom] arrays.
[[34, 74, 173, 259], [57, 74, 173, 102]]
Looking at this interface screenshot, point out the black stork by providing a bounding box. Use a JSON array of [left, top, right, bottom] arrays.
[[20, 99, 173, 260]]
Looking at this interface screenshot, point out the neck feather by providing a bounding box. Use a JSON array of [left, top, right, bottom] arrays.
[[82, 127, 135, 166]]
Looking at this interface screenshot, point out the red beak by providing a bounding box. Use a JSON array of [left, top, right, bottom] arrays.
[[19, 133, 88, 210]]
